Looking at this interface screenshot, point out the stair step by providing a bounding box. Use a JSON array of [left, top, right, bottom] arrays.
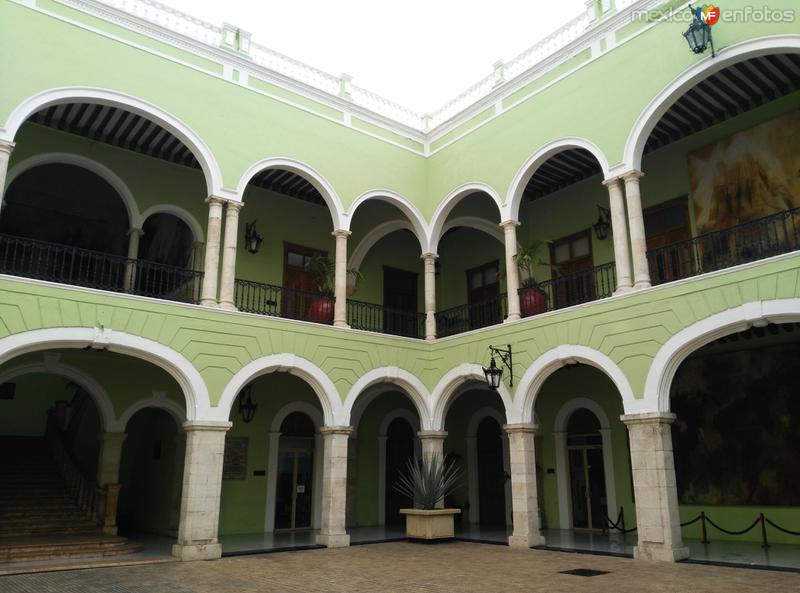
[[0, 534, 144, 563]]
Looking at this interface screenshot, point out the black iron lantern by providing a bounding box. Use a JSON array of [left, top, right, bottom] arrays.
[[483, 356, 503, 390], [245, 220, 264, 254], [593, 205, 611, 241], [238, 385, 257, 423], [683, 6, 715, 57], [483, 344, 513, 390]]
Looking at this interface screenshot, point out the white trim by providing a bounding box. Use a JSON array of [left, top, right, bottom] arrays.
[[214, 353, 343, 426], [235, 157, 346, 230], [442, 216, 507, 247], [263, 401, 324, 533], [0, 87, 229, 199], [347, 220, 415, 274], [514, 345, 634, 422], [503, 137, 609, 221], [642, 299, 800, 414], [428, 183, 503, 254], [117, 392, 186, 431], [0, 327, 210, 420], [4, 153, 141, 227], [0, 358, 116, 431], [343, 366, 431, 430], [552, 397, 617, 530], [622, 35, 800, 172], [345, 190, 429, 253], [139, 204, 205, 243], [465, 408, 511, 526], [430, 363, 515, 430], [376, 408, 420, 526]]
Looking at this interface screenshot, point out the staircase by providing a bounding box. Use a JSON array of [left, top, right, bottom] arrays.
[[0, 436, 143, 563]]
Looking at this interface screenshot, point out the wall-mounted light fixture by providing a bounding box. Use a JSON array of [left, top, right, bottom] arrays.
[[245, 220, 264, 254], [238, 384, 258, 423], [593, 205, 611, 241], [683, 5, 716, 58], [483, 344, 513, 390]]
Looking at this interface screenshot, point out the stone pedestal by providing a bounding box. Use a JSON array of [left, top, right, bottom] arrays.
[[504, 423, 545, 548], [422, 253, 438, 340], [200, 197, 225, 307], [603, 178, 633, 294], [622, 171, 651, 290], [316, 426, 352, 548], [172, 421, 231, 561], [501, 221, 521, 321], [97, 431, 128, 486], [218, 201, 242, 310], [621, 412, 689, 562], [332, 230, 350, 327]]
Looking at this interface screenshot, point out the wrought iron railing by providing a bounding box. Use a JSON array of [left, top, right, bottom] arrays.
[[234, 278, 335, 324], [647, 207, 800, 286], [436, 293, 509, 338], [45, 410, 98, 521], [347, 299, 426, 338], [0, 233, 203, 303], [535, 261, 617, 313]]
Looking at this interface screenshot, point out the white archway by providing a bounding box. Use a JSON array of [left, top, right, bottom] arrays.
[[117, 392, 186, 431], [347, 220, 415, 275], [442, 216, 507, 247], [214, 353, 343, 426], [344, 366, 431, 430], [643, 298, 800, 414], [346, 190, 429, 250], [428, 182, 503, 254], [430, 363, 514, 431], [5, 153, 141, 228], [376, 408, 421, 525], [513, 345, 635, 423], [0, 327, 210, 421], [504, 137, 609, 222], [1, 87, 227, 199], [465, 407, 511, 526], [622, 34, 800, 172], [552, 397, 617, 530], [235, 157, 346, 230], [139, 204, 205, 242]]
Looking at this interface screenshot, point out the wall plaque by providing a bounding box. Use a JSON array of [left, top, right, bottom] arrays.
[[223, 436, 248, 480]]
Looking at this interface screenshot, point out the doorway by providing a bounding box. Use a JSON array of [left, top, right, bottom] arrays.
[[382, 266, 419, 337], [550, 230, 594, 308], [274, 412, 315, 531], [566, 409, 607, 531], [644, 196, 693, 283], [466, 261, 501, 329], [282, 243, 325, 320], [384, 417, 415, 525], [476, 416, 506, 526]]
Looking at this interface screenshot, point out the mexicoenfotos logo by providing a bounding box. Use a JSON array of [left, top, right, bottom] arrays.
[[697, 4, 720, 26], [633, 4, 796, 24]]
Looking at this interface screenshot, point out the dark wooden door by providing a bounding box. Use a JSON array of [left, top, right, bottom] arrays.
[[383, 266, 418, 337], [283, 243, 324, 319], [644, 196, 693, 284], [385, 418, 415, 524], [550, 230, 593, 309], [466, 261, 501, 329], [477, 417, 506, 526]]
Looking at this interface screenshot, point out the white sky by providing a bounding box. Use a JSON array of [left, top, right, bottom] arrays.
[[156, 0, 586, 113]]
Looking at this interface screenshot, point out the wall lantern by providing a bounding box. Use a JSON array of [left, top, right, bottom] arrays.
[[245, 220, 264, 254], [238, 385, 258, 423], [593, 205, 611, 241], [683, 5, 716, 58], [483, 344, 513, 390]]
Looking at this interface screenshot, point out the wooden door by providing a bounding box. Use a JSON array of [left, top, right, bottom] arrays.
[[466, 261, 501, 329], [644, 197, 693, 284], [282, 243, 324, 319], [383, 266, 418, 337], [550, 230, 593, 309]]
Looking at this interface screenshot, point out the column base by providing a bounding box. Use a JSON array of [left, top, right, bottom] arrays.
[[633, 281, 652, 290], [508, 533, 545, 548], [102, 525, 118, 535], [333, 320, 350, 328], [218, 301, 238, 311], [613, 285, 633, 296], [504, 314, 521, 323], [634, 544, 689, 562], [316, 533, 350, 548], [425, 335, 436, 341], [200, 298, 219, 307], [171, 542, 222, 561]]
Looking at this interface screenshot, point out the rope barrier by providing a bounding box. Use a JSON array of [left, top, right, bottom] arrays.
[[765, 517, 800, 536]]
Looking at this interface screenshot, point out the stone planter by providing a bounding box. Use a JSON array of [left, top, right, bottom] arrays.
[[399, 508, 461, 540]]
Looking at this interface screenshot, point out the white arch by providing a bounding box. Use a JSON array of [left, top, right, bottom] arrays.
[[139, 204, 205, 242], [514, 345, 635, 423], [214, 353, 343, 426], [345, 190, 428, 252], [643, 299, 800, 414], [270, 400, 324, 433], [347, 219, 415, 273], [428, 182, 503, 254], [235, 157, 346, 230], [0, 358, 116, 431], [442, 216, 508, 247], [504, 137, 609, 222], [5, 153, 141, 228], [1, 87, 228, 199], [117, 392, 186, 432], [622, 34, 800, 172], [344, 366, 432, 430], [430, 363, 514, 431], [0, 327, 211, 421], [466, 406, 507, 437]]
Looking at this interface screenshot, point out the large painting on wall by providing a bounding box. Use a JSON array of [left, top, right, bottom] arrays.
[[688, 111, 800, 235]]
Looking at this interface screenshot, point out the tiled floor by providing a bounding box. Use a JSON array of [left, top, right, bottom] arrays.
[[2, 541, 799, 593]]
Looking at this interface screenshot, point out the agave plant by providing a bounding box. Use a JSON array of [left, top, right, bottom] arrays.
[[393, 454, 462, 510]]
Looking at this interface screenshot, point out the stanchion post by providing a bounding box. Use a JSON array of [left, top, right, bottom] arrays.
[[760, 513, 770, 549], [700, 511, 709, 544]]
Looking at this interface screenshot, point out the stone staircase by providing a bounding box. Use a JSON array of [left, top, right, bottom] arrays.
[[0, 436, 143, 563]]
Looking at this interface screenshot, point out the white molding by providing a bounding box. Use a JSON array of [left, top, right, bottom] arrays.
[[429, 183, 503, 254], [0, 327, 210, 420], [117, 392, 185, 431], [465, 407, 510, 526], [430, 362, 515, 430], [5, 153, 141, 227], [0, 86, 230, 200], [514, 345, 634, 422], [343, 366, 432, 430], [347, 220, 415, 273], [345, 189, 429, 251], [139, 204, 205, 243], [376, 408, 420, 525]]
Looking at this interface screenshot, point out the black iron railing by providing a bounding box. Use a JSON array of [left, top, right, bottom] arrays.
[[535, 261, 617, 313], [234, 278, 335, 324], [436, 293, 508, 338], [648, 207, 800, 285], [0, 233, 202, 303], [347, 299, 426, 338]]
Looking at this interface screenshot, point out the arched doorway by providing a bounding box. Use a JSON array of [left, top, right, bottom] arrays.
[[140, 213, 194, 269], [565, 408, 607, 531], [274, 411, 316, 531], [476, 416, 506, 527], [384, 416, 415, 525]]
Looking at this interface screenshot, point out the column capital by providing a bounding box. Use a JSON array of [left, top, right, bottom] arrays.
[[332, 229, 351, 239], [182, 420, 232, 432], [420, 252, 439, 262], [0, 139, 15, 155], [417, 430, 447, 440], [98, 431, 128, 443], [503, 422, 539, 435], [601, 176, 623, 188], [127, 227, 144, 237], [319, 425, 353, 436], [499, 219, 521, 229], [224, 200, 244, 213], [621, 169, 645, 182], [620, 412, 676, 426]]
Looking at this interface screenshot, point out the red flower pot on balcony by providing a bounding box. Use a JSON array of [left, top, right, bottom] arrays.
[[308, 295, 335, 324], [519, 285, 547, 317]]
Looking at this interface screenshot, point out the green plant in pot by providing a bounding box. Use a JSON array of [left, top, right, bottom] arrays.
[[394, 454, 463, 540], [305, 253, 363, 324], [513, 239, 550, 317]]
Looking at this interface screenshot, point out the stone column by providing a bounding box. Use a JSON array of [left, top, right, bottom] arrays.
[[172, 421, 231, 561], [603, 178, 633, 294], [345, 435, 358, 528], [621, 412, 688, 562], [218, 201, 243, 310], [123, 228, 144, 293], [501, 220, 521, 321], [316, 426, 352, 548], [0, 139, 14, 207], [332, 230, 350, 327], [622, 171, 651, 290], [417, 430, 447, 460], [97, 432, 128, 486], [200, 197, 225, 307], [504, 423, 545, 548], [421, 253, 438, 340]]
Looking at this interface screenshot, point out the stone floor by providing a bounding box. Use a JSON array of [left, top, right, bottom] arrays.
[[2, 541, 799, 593]]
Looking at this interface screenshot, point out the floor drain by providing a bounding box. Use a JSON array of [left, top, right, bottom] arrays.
[[559, 568, 610, 577]]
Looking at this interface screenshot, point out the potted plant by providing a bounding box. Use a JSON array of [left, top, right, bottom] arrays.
[[513, 239, 550, 317], [395, 454, 462, 541], [305, 254, 364, 324]]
